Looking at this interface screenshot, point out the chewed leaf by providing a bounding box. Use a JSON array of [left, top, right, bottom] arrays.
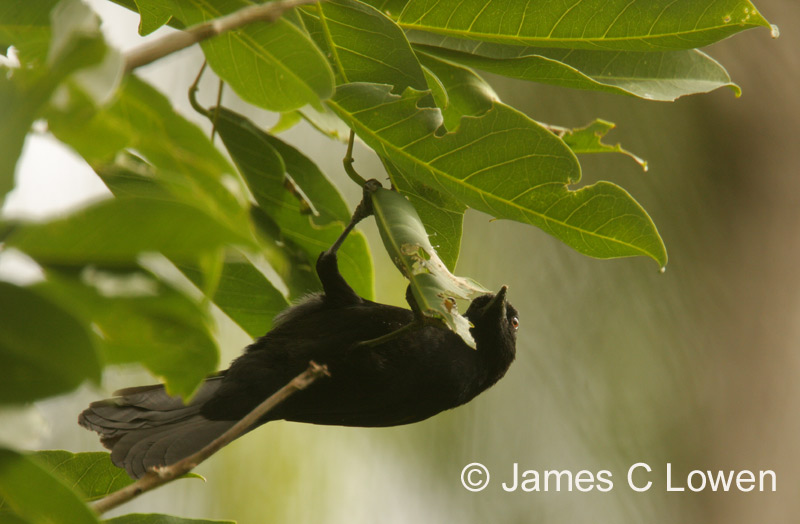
[[383, 158, 465, 271], [556, 119, 648, 171], [328, 82, 667, 267], [370, 185, 486, 347]]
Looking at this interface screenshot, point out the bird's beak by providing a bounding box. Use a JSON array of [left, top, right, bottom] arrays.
[[481, 285, 508, 318]]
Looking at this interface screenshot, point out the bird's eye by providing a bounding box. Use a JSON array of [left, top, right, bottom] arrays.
[[510, 316, 520, 330]]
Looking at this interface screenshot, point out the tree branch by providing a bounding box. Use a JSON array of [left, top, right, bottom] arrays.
[[91, 361, 330, 515], [124, 0, 323, 73]]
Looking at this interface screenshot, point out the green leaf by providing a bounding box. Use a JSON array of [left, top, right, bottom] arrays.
[[34, 270, 219, 399], [328, 83, 667, 266], [177, 256, 289, 338], [249, 206, 323, 299], [47, 0, 123, 104], [269, 111, 303, 134], [133, 0, 172, 35], [298, 103, 351, 141], [558, 119, 647, 170], [415, 50, 496, 130], [7, 198, 252, 266], [48, 76, 248, 232], [1, 0, 109, 203], [168, 0, 334, 111], [91, 153, 246, 236], [300, 0, 426, 91], [361, 0, 408, 17], [0, 448, 99, 524], [28, 451, 202, 503], [412, 34, 739, 101], [91, 157, 288, 337], [0, 73, 40, 204], [370, 186, 484, 346], [397, 0, 773, 51], [383, 159, 464, 271], [104, 0, 187, 31], [30, 451, 133, 501], [0, 510, 28, 523], [0, 0, 59, 64], [210, 107, 374, 299], [0, 282, 101, 405], [257, 131, 352, 227], [104, 514, 235, 524]]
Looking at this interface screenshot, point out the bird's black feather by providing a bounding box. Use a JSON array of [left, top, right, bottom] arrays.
[[79, 202, 519, 478]]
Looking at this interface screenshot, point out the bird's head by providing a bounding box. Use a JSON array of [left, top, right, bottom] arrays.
[[464, 286, 518, 373]]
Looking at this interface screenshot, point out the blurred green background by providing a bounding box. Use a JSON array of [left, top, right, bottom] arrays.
[[2, 0, 798, 522]]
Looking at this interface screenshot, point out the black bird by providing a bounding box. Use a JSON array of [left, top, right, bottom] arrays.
[[79, 194, 519, 479]]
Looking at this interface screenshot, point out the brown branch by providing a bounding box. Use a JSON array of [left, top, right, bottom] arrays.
[[91, 362, 330, 515], [124, 0, 323, 73]]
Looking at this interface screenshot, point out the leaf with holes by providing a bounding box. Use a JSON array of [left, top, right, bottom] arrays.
[[559, 119, 647, 170], [370, 186, 485, 346], [383, 158, 465, 271], [328, 82, 667, 266]]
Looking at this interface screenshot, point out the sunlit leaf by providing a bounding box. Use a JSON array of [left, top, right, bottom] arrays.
[[328, 82, 667, 266], [397, 0, 773, 51], [0, 282, 101, 405]]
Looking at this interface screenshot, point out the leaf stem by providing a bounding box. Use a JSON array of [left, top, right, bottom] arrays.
[[188, 61, 210, 117], [123, 0, 325, 73], [211, 78, 225, 141], [343, 130, 368, 186], [91, 362, 330, 515]]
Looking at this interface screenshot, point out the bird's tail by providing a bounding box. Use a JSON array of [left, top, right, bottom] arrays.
[[78, 377, 235, 478]]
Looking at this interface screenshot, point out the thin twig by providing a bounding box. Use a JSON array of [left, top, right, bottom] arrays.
[[124, 0, 323, 73], [91, 362, 330, 515]]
